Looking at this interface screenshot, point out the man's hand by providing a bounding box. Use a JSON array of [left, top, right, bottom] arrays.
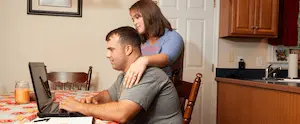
[[123, 56, 148, 88], [80, 97, 99, 104], [59, 97, 83, 113]]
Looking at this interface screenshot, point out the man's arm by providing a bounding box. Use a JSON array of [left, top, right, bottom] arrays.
[[80, 90, 112, 104], [83, 74, 122, 104], [62, 73, 159, 123], [79, 73, 160, 123], [92, 90, 112, 104], [79, 100, 142, 123]]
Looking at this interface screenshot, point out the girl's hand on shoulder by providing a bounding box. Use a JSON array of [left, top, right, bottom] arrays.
[[123, 57, 148, 88]]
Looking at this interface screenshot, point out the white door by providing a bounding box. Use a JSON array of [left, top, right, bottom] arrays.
[[158, 0, 215, 124]]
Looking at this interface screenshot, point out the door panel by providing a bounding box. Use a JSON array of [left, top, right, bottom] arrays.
[[159, 0, 215, 123], [186, 19, 204, 68]]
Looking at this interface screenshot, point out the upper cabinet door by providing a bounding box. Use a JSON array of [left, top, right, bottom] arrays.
[[231, 0, 255, 35], [254, 0, 279, 37], [219, 0, 279, 38]]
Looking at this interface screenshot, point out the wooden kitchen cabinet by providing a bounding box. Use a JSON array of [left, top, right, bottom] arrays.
[[219, 0, 279, 38]]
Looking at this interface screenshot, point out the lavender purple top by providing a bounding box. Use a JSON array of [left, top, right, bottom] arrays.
[[141, 29, 184, 76]]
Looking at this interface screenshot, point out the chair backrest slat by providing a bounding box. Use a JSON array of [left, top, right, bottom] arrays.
[[172, 73, 202, 124], [47, 66, 92, 91]]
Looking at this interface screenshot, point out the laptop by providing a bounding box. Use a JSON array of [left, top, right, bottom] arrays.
[[28, 62, 85, 118]]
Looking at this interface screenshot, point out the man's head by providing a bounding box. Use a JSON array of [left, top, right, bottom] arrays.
[[105, 26, 142, 72]]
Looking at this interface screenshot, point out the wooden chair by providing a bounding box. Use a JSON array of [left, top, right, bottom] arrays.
[[172, 72, 202, 124], [47, 66, 92, 91]]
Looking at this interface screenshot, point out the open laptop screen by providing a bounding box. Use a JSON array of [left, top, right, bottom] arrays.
[[28, 62, 52, 112]]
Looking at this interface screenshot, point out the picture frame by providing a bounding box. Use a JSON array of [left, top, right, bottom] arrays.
[[27, 0, 82, 17]]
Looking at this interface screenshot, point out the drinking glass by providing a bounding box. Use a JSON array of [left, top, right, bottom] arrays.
[[15, 81, 30, 104]]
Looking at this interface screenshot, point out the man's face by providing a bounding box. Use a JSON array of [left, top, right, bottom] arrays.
[[106, 35, 126, 71]]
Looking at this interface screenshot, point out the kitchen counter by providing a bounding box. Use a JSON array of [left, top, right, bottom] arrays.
[[216, 77, 300, 124], [216, 77, 300, 94]]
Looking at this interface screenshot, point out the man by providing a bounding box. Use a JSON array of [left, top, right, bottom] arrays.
[[59, 26, 183, 123]]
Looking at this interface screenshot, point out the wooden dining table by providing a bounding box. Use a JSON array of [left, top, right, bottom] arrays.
[[0, 90, 117, 124]]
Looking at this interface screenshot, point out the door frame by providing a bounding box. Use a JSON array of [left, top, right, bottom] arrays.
[[212, 0, 220, 123]]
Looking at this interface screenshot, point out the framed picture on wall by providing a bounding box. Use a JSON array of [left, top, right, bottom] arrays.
[[27, 0, 82, 17]]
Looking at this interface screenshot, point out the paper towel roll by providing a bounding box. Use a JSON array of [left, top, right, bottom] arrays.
[[288, 53, 298, 78]]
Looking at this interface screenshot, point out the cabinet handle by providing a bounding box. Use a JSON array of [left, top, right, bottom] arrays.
[[255, 26, 259, 29]]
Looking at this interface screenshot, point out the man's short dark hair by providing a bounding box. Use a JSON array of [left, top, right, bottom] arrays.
[[106, 26, 142, 48]]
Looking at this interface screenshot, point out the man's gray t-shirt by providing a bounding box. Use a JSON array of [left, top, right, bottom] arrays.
[[108, 67, 183, 124]]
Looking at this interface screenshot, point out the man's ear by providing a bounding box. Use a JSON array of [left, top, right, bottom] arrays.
[[125, 45, 133, 56]]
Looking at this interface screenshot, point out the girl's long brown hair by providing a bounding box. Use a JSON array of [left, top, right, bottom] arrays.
[[130, 0, 172, 43]]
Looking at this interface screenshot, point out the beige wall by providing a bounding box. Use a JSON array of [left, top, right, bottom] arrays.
[[0, 0, 271, 94], [0, 0, 137, 94], [218, 38, 269, 69]]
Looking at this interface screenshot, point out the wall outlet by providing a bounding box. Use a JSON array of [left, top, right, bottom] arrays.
[[256, 56, 263, 66], [236, 56, 243, 62]]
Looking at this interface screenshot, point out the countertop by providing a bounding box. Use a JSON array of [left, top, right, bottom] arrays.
[[215, 77, 300, 94]]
